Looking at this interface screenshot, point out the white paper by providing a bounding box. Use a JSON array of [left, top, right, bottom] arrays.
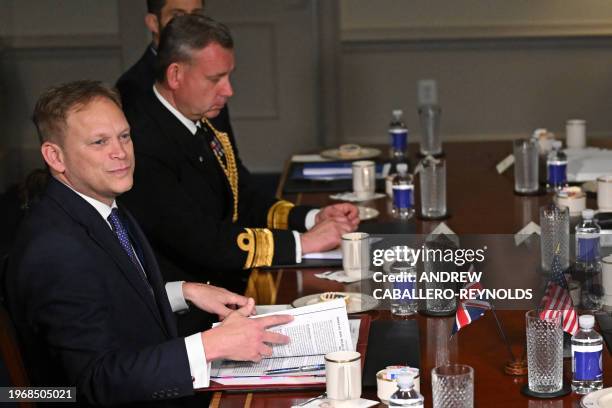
[[514, 221, 541, 246], [427, 222, 459, 247], [565, 147, 612, 182], [211, 299, 352, 378], [291, 154, 330, 163], [292, 397, 379, 408], [348, 319, 361, 350], [215, 375, 324, 386], [256, 304, 293, 315], [303, 249, 342, 260], [429, 222, 456, 236], [212, 355, 326, 378], [496, 154, 515, 174], [329, 192, 386, 202], [314, 270, 374, 283]]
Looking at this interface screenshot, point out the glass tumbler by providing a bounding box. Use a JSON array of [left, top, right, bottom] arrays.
[[420, 157, 446, 219], [513, 139, 539, 194], [525, 310, 563, 394], [418, 105, 442, 156], [539, 204, 569, 273], [383, 246, 418, 316], [432, 364, 474, 408]]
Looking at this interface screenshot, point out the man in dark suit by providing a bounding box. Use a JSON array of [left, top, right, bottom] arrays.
[[120, 14, 360, 296], [4, 80, 292, 406], [116, 0, 234, 137]]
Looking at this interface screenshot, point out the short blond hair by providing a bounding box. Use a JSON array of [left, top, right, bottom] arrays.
[[33, 80, 121, 144]]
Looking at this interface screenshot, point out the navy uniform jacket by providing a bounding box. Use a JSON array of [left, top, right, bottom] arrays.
[[119, 88, 313, 294], [5, 178, 195, 407]]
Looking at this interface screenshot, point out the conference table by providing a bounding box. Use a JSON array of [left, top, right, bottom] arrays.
[[210, 140, 612, 408]]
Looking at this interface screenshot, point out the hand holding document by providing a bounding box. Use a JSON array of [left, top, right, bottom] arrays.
[[211, 299, 353, 383]]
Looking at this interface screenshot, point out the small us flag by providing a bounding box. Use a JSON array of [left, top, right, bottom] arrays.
[[452, 265, 491, 335], [539, 250, 578, 335]]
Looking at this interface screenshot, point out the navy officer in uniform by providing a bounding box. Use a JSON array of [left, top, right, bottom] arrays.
[[120, 15, 359, 299]]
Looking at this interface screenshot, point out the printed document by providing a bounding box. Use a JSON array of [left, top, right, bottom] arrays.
[[211, 299, 352, 378]]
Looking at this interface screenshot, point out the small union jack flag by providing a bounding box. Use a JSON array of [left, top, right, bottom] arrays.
[[539, 250, 578, 335], [452, 266, 491, 335]]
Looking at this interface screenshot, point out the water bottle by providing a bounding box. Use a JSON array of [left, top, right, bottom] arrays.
[[389, 373, 424, 407], [546, 141, 568, 192], [576, 209, 603, 311], [389, 109, 409, 165], [392, 163, 414, 219], [571, 314, 603, 394]]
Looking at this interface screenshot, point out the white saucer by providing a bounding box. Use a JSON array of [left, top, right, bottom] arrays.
[[358, 206, 379, 221], [292, 292, 380, 314], [320, 147, 381, 160], [582, 387, 612, 408]]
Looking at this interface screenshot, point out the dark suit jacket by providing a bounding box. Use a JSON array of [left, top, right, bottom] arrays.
[[119, 87, 312, 294], [4, 178, 195, 407], [116, 46, 234, 141]]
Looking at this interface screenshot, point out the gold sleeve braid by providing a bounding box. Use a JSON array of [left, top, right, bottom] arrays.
[[266, 200, 295, 230], [203, 118, 239, 222], [237, 228, 274, 269]]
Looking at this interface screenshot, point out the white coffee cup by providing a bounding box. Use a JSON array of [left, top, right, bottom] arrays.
[[597, 175, 612, 211], [566, 119, 586, 149], [325, 351, 361, 401], [341, 232, 370, 279], [352, 160, 376, 199]]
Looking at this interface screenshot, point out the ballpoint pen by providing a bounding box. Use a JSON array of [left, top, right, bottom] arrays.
[[264, 364, 325, 375]]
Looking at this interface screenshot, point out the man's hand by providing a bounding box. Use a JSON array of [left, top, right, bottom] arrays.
[[300, 218, 354, 254], [182, 282, 251, 320], [315, 203, 360, 230], [201, 299, 293, 362]]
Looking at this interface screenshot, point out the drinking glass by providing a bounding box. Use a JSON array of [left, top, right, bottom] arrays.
[[525, 310, 563, 393], [418, 105, 442, 156], [539, 204, 569, 273], [432, 364, 473, 408], [420, 239, 457, 316], [420, 157, 446, 218], [383, 246, 417, 316], [513, 139, 539, 194]]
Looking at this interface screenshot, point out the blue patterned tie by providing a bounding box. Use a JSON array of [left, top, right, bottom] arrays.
[[107, 208, 154, 295]]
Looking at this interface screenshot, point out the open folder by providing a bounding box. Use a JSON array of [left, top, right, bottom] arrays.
[[205, 299, 371, 392]]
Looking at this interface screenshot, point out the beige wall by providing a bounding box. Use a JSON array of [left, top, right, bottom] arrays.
[[338, 1, 612, 146], [341, 0, 612, 38], [0, 0, 149, 188], [3, 1, 612, 188]]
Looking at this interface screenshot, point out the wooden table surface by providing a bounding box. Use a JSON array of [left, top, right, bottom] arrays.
[[210, 140, 612, 408]]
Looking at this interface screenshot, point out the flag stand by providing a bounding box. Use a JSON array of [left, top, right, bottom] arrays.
[[489, 305, 528, 376]]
